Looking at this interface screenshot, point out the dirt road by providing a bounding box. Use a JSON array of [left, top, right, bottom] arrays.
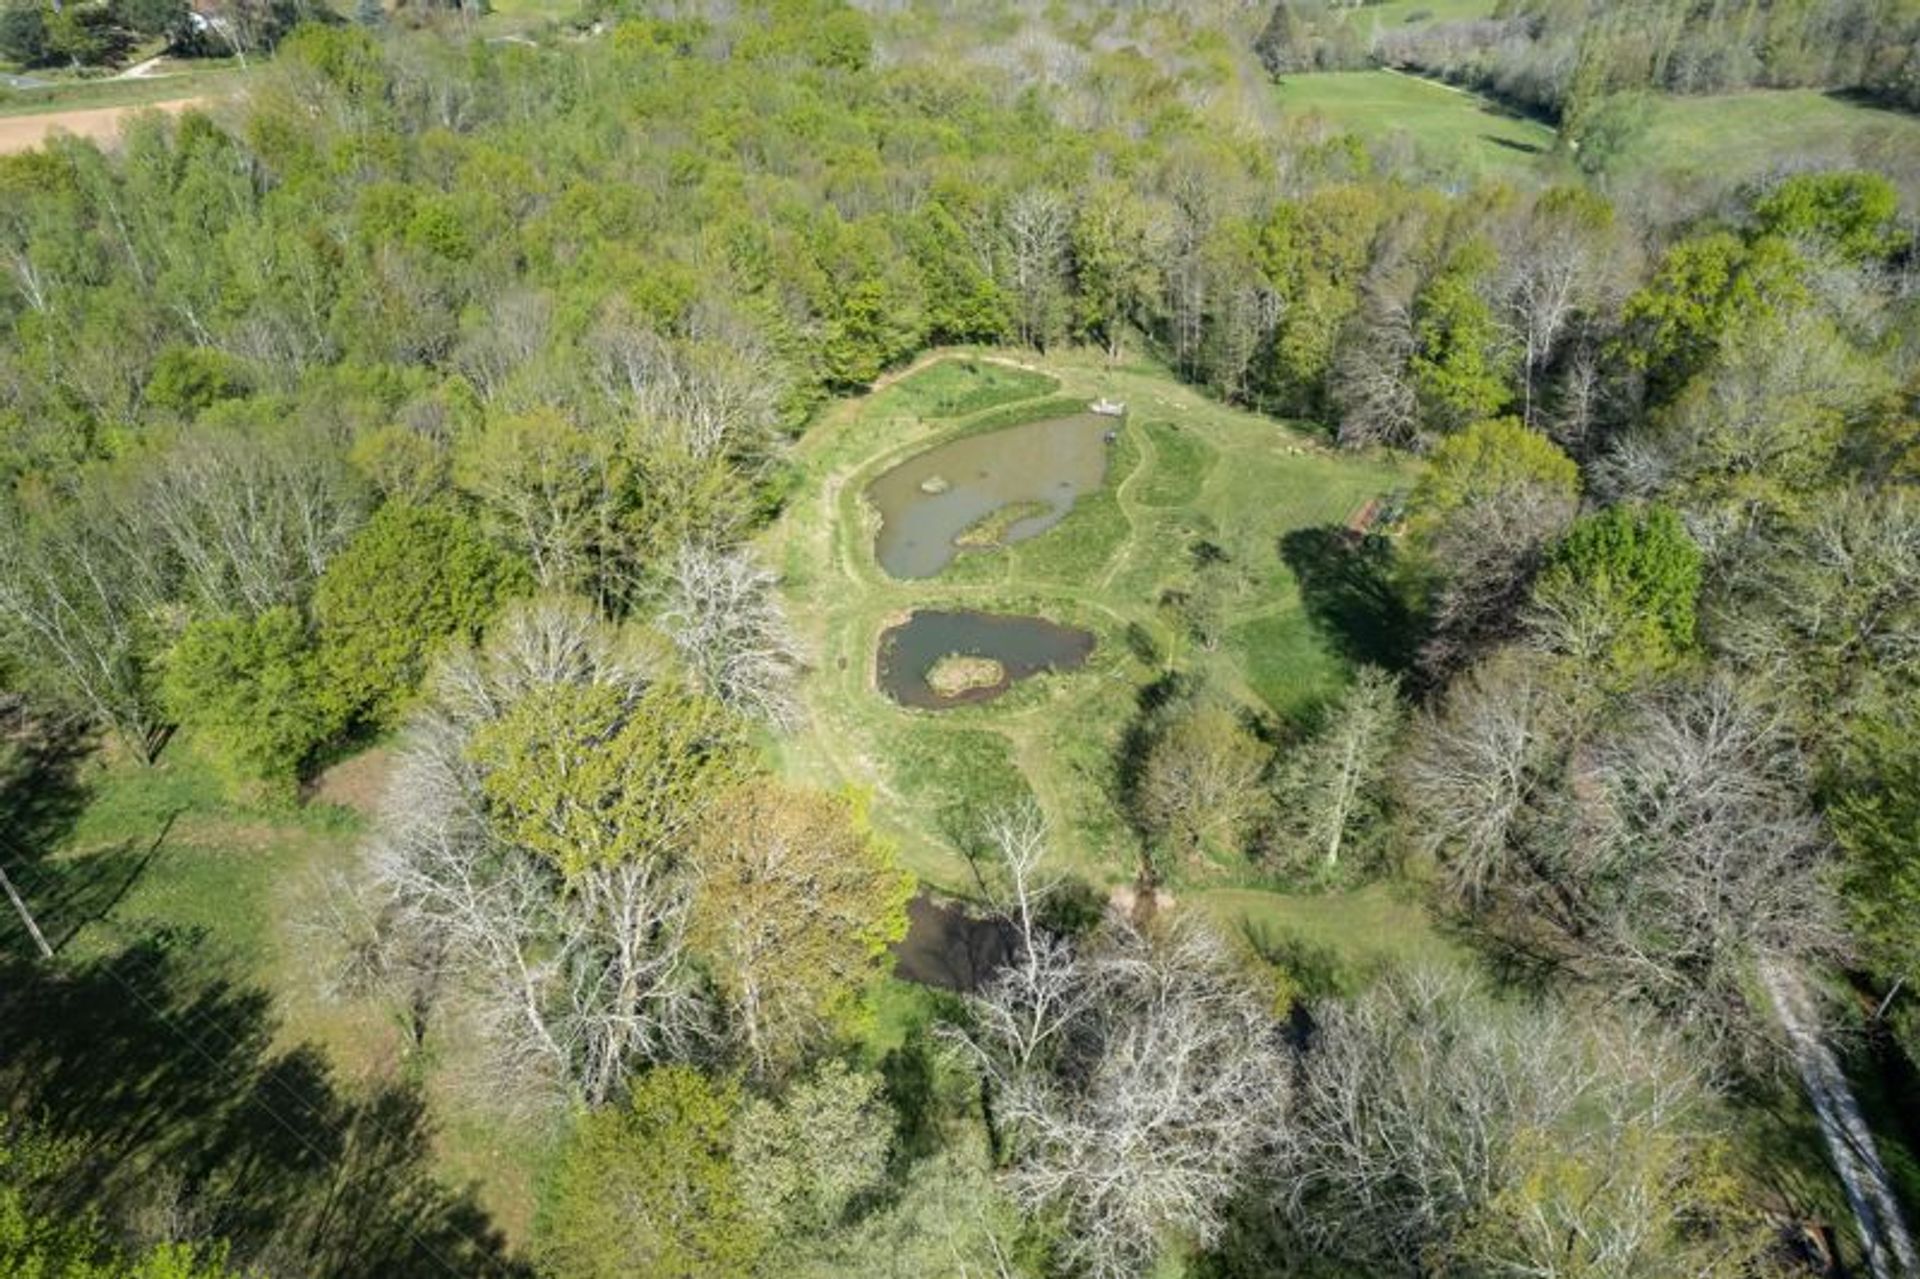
[[0, 97, 203, 156]]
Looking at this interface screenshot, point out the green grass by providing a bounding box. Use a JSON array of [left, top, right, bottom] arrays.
[[0, 742, 555, 1248], [1273, 70, 1562, 183], [1598, 89, 1920, 190], [0, 65, 245, 117], [867, 357, 1059, 422], [767, 348, 1418, 929]]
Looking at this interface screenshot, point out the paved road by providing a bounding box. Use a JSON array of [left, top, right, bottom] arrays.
[[1764, 960, 1918, 1279]]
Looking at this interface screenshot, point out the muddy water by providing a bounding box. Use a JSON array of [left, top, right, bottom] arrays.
[[877, 609, 1095, 709], [889, 894, 1017, 991], [867, 413, 1114, 579]]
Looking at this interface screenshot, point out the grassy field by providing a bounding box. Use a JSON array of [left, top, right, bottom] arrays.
[[1600, 89, 1920, 190], [766, 349, 1417, 901], [1273, 69, 1563, 184]]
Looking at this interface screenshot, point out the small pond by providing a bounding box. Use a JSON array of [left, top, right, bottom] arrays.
[[890, 894, 1017, 992], [867, 412, 1115, 579], [877, 609, 1095, 709]]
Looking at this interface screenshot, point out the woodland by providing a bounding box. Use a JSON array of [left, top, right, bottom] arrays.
[[0, 2, 1917, 1277]]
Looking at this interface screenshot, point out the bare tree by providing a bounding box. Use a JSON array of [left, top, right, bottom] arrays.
[[946, 835, 1289, 1279], [1333, 292, 1421, 449], [1405, 663, 1845, 1055], [660, 543, 802, 731], [133, 424, 367, 616], [1283, 967, 1754, 1277], [1269, 666, 1404, 873], [367, 597, 709, 1106], [1000, 188, 1071, 350]]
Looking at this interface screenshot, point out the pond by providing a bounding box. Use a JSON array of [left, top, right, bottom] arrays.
[[889, 893, 1017, 991], [877, 609, 1095, 709], [867, 412, 1115, 579]]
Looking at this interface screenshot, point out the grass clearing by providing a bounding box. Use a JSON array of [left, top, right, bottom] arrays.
[[1599, 89, 1920, 192], [1273, 70, 1563, 184], [766, 348, 1421, 944]]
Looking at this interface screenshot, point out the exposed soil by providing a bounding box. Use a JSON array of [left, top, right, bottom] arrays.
[[0, 97, 202, 156]]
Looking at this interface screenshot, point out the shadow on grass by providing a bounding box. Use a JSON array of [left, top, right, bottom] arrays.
[[0, 712, 177, 957], [1279, 528, 1420, 674], [0, 930, 530, 1278]]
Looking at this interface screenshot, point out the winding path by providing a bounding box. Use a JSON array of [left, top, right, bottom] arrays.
[[1762, 960, 1918, 1279]]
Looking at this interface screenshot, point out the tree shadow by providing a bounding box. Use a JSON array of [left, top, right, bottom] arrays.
[[0, 710, 177, 959], [1278, 528, 1420, 674], [0, 929, 530, 1278]]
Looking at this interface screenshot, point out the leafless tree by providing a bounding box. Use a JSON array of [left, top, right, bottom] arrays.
[[367, 597, 707, 1106], [1416, 478, 1579, 681], [1269, 666, 1404, 873], [133, 425, 366, 616], [946, 830, 1289, 1279], [1000, 187, 1071, 350], [1405, 663, 1844, 1056], [587, 304, 791, 466], [1333, 292, 1421, 449], [1283, 967, 1734, 1277], [660, 542, 803, 731]]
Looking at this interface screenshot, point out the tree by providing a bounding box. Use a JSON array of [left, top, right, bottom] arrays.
[[1753, 171, 1907, 264], [370, 597, 716, 1103], [535, 1066, 762, 1279], [732, 1059, 894, 1239], [1410, 245, 1515, 433], [1269, 666, 1404, 874], [161, 607, 329, 800], [1133, 694, 1271, 858], [949, 916, 1289, 1279], [311, 501, 528, 732], [1406, 417, 1581, 678], [1404, 670, 1845, 1053], [1827, 699, 1920, 1061], [1000, 188, 1070, 351], [453, 409, 624, 597], [1622, 232, 1806, 403], [1282, 968, 1767, 1278], [0, 498, 168, 762], [688, 781, 911, 1073], [660, 543, 802, 732], [1527, 502, 1702, 680]]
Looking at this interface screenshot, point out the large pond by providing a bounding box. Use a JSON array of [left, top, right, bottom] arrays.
[[877, 609, 1095, 709], [867, 412, 1115, 579]]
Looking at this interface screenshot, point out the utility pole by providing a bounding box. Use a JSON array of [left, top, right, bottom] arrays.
[[0, 861, 51, 960]]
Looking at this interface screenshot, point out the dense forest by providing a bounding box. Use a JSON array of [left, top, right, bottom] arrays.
[[0, 0, 1916, 1276]]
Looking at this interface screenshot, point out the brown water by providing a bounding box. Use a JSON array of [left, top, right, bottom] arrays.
[[877, 609, 1095, 709], [889, 894, 1017, 991], [867, 413, 1114, 579]]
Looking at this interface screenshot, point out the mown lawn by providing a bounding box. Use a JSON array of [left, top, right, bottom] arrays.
[[0, 64, 246, 117]]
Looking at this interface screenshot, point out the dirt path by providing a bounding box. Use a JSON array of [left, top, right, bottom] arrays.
[[0, 97, 203, 156], [1763, 961, 1918, 1279]]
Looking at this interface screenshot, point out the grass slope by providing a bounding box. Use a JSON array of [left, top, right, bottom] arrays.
[[1273, 69, 1562, 184]]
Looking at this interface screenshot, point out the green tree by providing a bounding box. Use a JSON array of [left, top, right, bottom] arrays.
[[1411, 245, 1514, 432], [161, 607, 329, 799], [311, 501, 528, 732], [1753, 171, 1908, 263], [1622, 232, 1806, 402], [1269, 666, 1404, 875], [536, 1067, 762, 1279], [690, 782, 912, 1071], [1406, 416, 1580, 528], [470, 679, 746, 878], [733, 1060, 894, 1239], [1530, 503, 1703, 679], [1829, 701, 1920, 1061]]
